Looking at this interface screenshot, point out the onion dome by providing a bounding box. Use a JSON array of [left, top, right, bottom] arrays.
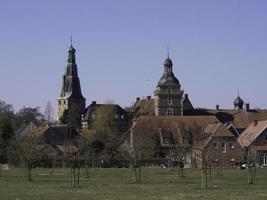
[[157, 57, 180, 87], [234, 96, 244, 109]]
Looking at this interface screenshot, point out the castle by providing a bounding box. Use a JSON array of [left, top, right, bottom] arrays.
[[56, 42, 267, 167]]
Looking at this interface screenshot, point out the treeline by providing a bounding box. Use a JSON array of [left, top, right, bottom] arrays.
[[0, 100, 46, 163]]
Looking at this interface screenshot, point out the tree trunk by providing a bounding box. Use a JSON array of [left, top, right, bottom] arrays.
[[77, 167, 80, 187], [50, 157, 57, 175], [73, 167, 76, 187], [70, 168, 73, 187], [138, 165, 141, 183], [85, 160, 89, 178], [28, 163, 32, 182]]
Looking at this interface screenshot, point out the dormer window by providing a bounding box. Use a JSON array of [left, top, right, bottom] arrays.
[[228, 142, 235, 149]]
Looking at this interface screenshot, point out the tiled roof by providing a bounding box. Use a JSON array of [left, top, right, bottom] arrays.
[[238, 120, 267, 147], [130, 115, 217, 147], [36, 125, 79, 145], [130, 99, 155, 118]]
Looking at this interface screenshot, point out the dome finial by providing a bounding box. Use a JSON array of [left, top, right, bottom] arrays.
[[237, 88, 240, 97]]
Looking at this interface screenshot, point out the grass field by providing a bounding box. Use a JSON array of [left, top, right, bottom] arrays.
[[1, 167, 267, 200]]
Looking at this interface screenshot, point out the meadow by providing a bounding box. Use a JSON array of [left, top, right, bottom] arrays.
[[1, 167, 267, 200]]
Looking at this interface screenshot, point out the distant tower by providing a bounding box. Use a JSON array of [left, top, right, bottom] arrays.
[[154, 53, 184, 116], [234, 89, 244, 110], [57, 41, 86, 126]]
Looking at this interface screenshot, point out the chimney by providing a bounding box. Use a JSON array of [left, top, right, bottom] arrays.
[[146, 96, 151, 101], [92, 101, 96, 105], [216, 105, 220, 111], [253, 120, 258, 126], [244, 103, 250, 112], [184, 94, 188, 99], [136, 97, 140, 102]]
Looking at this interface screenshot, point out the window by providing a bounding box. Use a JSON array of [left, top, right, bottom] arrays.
[[169, 149, 176, 157], [213, 142, 218, 149], [168, 88, 172, 94], [59, 101, 61, 105], [228, 142, 235, 149], [168, 98, 173, 105], [221, 142, 226, 153]]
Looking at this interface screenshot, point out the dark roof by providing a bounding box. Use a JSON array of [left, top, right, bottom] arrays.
[[59, 44, 85, 100], [83, 103, 127, 121], [164, 57, 173, 67], [36, 125, 79, 145], [234, 96, 244, 107], [157, 72, 180, 87], [183, 94, 194, 110], [157, 57, 180, 88], [15, 122, 31, 136]]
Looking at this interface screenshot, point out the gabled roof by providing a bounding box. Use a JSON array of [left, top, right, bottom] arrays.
[[15, 121, 37, 136], [130, 98, 155, 118], [36, 125, 79, 145], [195, 123, 237, 150], [238, 120, 267, 147], [130, 115, 218, 147], [185, 109, 267, 130]]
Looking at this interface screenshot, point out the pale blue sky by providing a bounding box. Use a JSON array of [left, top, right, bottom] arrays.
[[1, 0, 267, 112]]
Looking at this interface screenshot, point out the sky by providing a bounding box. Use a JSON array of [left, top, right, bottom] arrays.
[[1, 0, 267, 113]]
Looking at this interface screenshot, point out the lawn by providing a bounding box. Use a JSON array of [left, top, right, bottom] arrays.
[[1, 167, 267, 200]]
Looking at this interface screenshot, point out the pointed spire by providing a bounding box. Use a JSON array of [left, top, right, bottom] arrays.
[[67, 34, 76, 64], [164, 45, 173, 73]]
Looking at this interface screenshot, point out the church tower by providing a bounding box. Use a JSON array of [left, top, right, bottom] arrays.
[[154, 55, 184, 116], [57, 41, 86, 126]]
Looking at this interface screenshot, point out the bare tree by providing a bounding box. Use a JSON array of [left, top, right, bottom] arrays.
[[44, 101, 54, 123], [11, 128, 42, 181], [124, 142, 143, 183], [246, 145, 258, 184], [62, 137, 89, 187]]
